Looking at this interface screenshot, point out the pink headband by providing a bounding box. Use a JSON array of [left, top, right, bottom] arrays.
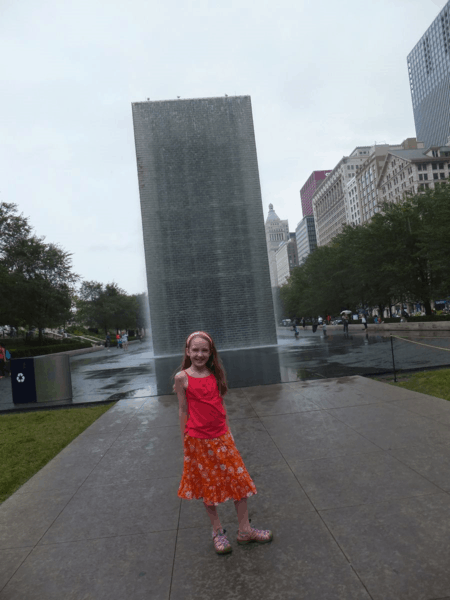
[[186, 331, 212, 347]]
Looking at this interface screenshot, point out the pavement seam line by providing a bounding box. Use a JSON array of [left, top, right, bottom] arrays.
[[168, 493, 183, 599], [0, 547, 34, 595]]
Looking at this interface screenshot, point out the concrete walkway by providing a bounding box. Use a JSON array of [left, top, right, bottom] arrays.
[[2, 376, 450, 599]]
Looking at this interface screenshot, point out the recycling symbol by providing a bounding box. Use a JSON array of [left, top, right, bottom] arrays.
[[16, 373, 25, 383]]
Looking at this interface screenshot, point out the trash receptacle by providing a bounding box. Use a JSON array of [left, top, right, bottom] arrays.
[[11, 354, 72, 405]]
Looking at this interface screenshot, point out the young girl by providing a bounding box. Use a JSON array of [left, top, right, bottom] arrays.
[[174, 331, 273, 554]]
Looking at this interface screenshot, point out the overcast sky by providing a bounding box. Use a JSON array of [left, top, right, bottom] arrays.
[[1, 0, 445, 295]]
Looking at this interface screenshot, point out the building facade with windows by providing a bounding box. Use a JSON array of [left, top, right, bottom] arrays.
[[354, 139, 423, 224], [276, 235, 299, 287], [300, 170, 332, 217], [377, 144, 450, 203], [265, 203, 290, 288], [346, 176, 361, 225], [265, 203, 290, 322], [295, 216, 317, 262], [407, 0, 450, 148], [315, 139, 423, 241], [312, 147, 371, 246]]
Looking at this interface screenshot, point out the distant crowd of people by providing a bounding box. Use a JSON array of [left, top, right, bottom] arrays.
[[104, 330, 144, 350], [289, 313, 385, 336]]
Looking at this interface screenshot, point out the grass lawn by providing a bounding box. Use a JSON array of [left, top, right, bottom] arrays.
[[375, 368, 450, 402], [0, 402, 117, 504]]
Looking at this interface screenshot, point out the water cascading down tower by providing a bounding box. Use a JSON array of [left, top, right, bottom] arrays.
[[132, 95, 277, 356]]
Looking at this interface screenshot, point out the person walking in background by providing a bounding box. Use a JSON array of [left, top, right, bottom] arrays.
[[292, 318, 299, 336], [116, 332, 122, 349], [105, 332, 111, 348], [343, 316, 349, 333], [121, 330, 128, 351], [0, 344, 6, 379], [301, 317, 306, 329], [361, 315, 367, 330], [174, 331, 273, 555], [312, 318, 318, 333]]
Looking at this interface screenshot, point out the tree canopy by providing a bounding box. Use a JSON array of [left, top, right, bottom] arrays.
[[280, 185, 450, 318], [1, 202, 148, 339]]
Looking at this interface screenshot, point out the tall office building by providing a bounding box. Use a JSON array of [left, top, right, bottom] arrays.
[[132, 96, 277, 356], [275, 234, 299, 287], [265, 204, 289, 323], [295, 216, 317, 263], [312, 147, 371, 246], [300, 170, 332, 216], [407, 1, 450, 148]]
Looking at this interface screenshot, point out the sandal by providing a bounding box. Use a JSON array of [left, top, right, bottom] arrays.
[[236, 519, 273, 545], [212, 528, 232, 554]]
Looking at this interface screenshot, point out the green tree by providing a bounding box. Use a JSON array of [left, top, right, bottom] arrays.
[[1, 203, 78, 337], [280, 184, 450, 319], [76, 282, 146, 334], [415, 184, 450, 295], [9, 236, 78, 341]]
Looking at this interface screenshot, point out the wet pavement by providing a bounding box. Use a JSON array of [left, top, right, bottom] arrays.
[[1, 328, 450, 413], [3, 375, 450, 598]]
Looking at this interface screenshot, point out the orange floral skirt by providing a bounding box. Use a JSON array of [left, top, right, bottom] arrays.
[[178, 430, 258, 506]]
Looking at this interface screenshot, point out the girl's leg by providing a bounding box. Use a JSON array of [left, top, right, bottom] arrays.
[[234, 498, 251, 532], [204, 501, 223, 534]]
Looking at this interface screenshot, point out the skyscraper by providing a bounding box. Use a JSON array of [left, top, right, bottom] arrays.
[[407, 1, 450, 148], [132, 96, 277, 356], [295, 216, 317, 263], [300, 170, 331, 217]]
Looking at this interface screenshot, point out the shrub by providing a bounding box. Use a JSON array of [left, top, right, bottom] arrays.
[[7, 342, 92, 359]]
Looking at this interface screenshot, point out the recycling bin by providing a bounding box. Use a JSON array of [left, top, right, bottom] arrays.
[[11, 354, 72, 405]]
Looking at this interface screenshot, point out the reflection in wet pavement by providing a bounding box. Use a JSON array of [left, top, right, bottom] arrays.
[[1, 328, 450, 412]]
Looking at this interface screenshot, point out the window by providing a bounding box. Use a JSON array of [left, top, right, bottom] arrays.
[[433, 163, 438, 170], [424, 174, 428, 180], [419, 174, 423, 180], [440, 172, 446, 179], [439, 163, 444, 169], [434, 173, 439, 180]]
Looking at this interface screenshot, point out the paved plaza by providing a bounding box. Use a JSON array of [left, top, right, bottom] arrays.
[[2, 373, 450, 598]]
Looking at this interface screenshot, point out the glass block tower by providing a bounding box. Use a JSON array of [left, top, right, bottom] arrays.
[[407, 1, 450, 148], [132, 96, 277, 356]]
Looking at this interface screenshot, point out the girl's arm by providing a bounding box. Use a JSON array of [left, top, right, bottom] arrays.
[[222, 398, 233, 439], [175, 372, 189, 441]]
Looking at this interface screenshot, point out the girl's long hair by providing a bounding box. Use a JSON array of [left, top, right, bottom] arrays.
[[172, 331, 228, 397]]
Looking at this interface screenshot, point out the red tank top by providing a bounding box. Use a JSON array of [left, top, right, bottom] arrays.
[[184, 370, 228, 439]]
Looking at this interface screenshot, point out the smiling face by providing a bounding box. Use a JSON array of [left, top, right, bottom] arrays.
[[186, 336, 211, 368]]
